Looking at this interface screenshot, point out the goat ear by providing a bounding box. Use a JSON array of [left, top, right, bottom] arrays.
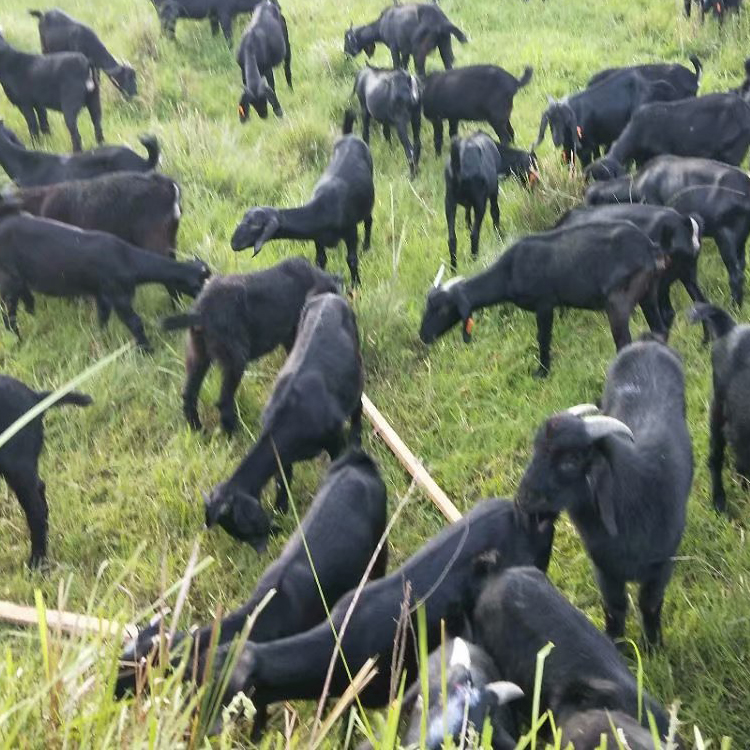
[[588, 458, 618, 537], [254, 213, 280, 256], [546, 94, 555, 106], [364, 42, 376, 56], [534, 113, 549, 149]]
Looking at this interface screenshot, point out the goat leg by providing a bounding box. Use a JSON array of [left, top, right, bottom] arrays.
[[638, 562, 672, 650], [6, 467, 48, 569], [605, 290, 634, 351], [431, 118, 444, 155], [112, 295, 152, 352], [20, 105, 41, 142], [445, 191, 458, 271], [595, 567, 628, 641], [282, 17, 293, 89], [639, 280, 668, 339], [714, 229, 744, 306], [709, 395, 727, 512], [314, 243, 328, 270], [533, 307, 554, 378], [183, 332, 210, 431], [96, 296, 112, 328], [274, 464, 293, 513], [35, 107, 51, 135], [395, 119, 416, 178], [345, 229, 360, 286], [470, 199, 486, 259], [216, 361, 244, 435], [489, 193, 501, 237], [363, 215, 373, 252]]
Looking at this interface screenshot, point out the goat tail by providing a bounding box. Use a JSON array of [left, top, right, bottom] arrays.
[[448, 24, 467, 43], [689, 54, 703, 85], [161, 312, 201, 331], [37, 391, 94, 409], [688, 303, 736, 339], [744, 57, 750, 78], [450, 136, 461, 178], [516, 66, 533, 90], [85, 64, 97, 93], [28, 9, 43, 19], [342, 108, 356, 135], [138, 134, 161, 169]]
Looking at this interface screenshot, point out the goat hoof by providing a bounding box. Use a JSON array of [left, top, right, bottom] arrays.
[[532, 367, 549, 380]]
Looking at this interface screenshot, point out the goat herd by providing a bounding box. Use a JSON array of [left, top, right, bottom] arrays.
[[0, 0, 748, 747]]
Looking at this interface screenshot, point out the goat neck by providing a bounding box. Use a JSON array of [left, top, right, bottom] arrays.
[[0, 132, 36, 183], [272, 198, 329, 241], [460, 255, 513, 312], [226, 430, 280, 497]]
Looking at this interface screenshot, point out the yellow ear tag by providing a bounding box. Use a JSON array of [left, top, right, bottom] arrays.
[[465, 317, 475, 335]]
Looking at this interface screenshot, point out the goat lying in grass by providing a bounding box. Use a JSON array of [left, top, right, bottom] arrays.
[[420, 222, 670, 377], [236, 0, 292, 123], [0, 31, 103, 152], [0, 375, 91, 568], [353, 64, 421, 177], [203, 292, 363, 551], [231, 111, 374, 286], [0, 120, 159, 186], [0, 197, 209, 350], [344, 3, 467, 76], [30, 9, 137, 98], [162, 257, 340, 434]]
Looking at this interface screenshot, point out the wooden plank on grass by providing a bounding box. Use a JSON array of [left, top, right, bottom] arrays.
[[362, 394, 462, 523], [0, 600, 138, 640]]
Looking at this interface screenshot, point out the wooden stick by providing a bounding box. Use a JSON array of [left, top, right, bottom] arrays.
[[0, 600, 137, 641], [362, 394, 462, 523]]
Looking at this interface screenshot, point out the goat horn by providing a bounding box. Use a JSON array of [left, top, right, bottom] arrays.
[[485, 681, 524, 705], [433, 262, 446, 288], [449, 637, 471, 669], [547, 94, 556, 106], [566, 403, 600, 417], [582, 415, 634, 442]]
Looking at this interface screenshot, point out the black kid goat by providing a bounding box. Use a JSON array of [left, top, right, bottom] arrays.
[[344, 3, 467, 76], [162, 258, 339, 433], [419, 222, 669, 376], [30, 9, 137, 98], [0, 121, 159, 186], [516, 338, 693, 647], [353, 64, 421, 176], [203, 292, 363, 552], [690, 304, 750, 513], [0, 31, 103, 152], [236, 0, 292, 123], [231, 111, 374, 286], [0, 375, 91, 568], [151, 0, 260, 43]]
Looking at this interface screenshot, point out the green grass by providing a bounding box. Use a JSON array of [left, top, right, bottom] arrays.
[[1, 0, 749, 745]]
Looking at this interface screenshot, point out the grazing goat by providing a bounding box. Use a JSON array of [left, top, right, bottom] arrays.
[[535, 70, 677, 167], [151, 0, 260, 43], [445, 131, 502, 269], [0, 32, 102, 152], [471, 567, 673, 740], [353, 65, 421, 177], [116, 448, 388, 706], [203, 292, 363, 551], [400, 638, 523, 750], [591, 93, 750, 176], [0, 121, 159, 186], [0, 199, 209, 350], [554, 204, 706, 334], [422, 65, 532, 154], [30, 9, 137, 98], [419, 222, 669, 377], [212, 499, 554, 733], [561, 709, 663, 750], [587, 55, 702, 99], [685, 0, 742, 21], [231, 111, 374, 286], [585, 155, 750, 307], [236, 0, 292, 123], [344, 3, 467, 77], [516, 339, 693, 646], [0, 376, 91, 568], [690, 304, 750, 513], [161, 258, 339, 433], [495, 143, 540, 187]]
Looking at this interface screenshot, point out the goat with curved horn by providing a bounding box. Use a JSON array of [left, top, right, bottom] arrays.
[[433, 262, 446, 288]]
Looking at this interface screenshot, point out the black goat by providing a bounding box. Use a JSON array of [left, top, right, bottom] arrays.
[[422, 65, 532, 154], [344, 3, 467, 77], [585, 155, 750, 307], [690, 304, 750, 513], [445, 131, 502, 269], [495, 143, 540, 188], [587, 55, 702, 99], [554, 204, 706, 334], [561, 709, 665, 750], [0, 121, 159, 187], [30, 9, 136, 98], [517, 339, 693, 646], [212, 499, 553, 732], [535, 70, 677, 167], [116, 448, 388, 705], [0, 32, 102, 152], [231, 111, 374, 286], [685, 0, 742, 21], [236, 0, 292, 123], [593, 93, 750, 176], [203, 292, 362, 551], [0, 200, 209, 350], [0, 375, 91, 568], [419, 222, 669, 377], [353, 65, 421, 177], [162, 258, 339, 433], [400, 638, 523, 750], [151, 0, 260, 43], [471, 567, 673, 740]]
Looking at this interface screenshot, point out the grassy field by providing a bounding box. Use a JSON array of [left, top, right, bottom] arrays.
[[1, 0, 749, 745]]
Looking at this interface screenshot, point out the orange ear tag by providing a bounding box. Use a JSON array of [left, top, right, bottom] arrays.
[[238, 105, 245, 117], [465, 317, 475, 335], [577, 126, 583, 139]]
